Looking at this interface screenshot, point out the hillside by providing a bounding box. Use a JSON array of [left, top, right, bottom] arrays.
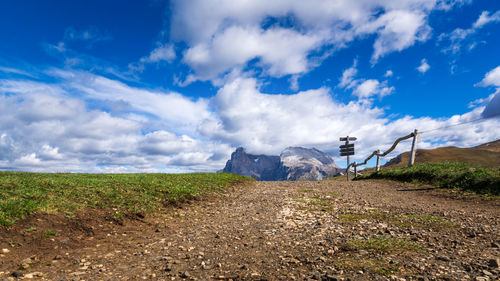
[[384, 139, 500, 168]]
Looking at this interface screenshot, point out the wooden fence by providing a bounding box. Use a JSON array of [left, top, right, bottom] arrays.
[[347, 129, 419, 180]]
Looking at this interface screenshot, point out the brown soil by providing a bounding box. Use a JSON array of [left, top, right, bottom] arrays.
[[1, 180, 499, 280]]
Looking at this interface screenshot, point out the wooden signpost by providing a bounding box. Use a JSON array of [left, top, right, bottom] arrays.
[[339, 129, 418, 181], [340, 136, 356, 181], [408, 129, 419, 167]]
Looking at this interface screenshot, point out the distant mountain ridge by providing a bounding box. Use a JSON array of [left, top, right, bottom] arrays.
[[221, 148, 287, 181], [222, 147, 341, 181], [385, 139, 500, 168]]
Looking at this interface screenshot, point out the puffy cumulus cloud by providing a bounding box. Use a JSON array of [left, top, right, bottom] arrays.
[[141, 44, 176, 64], [196, 76, 499, 165], [353, 79, 394, 99], [199, 77, 387, 155], [1, 65, 498, 172], [354, 79, 379, 97], [0, 71, 230, 172], [476, 65, 500, 118], [139, 131, 199, 156], [417, 58, 430, 73], [170, 0, 460, 83], [362, 10, 431, 64], [53, 70, 213, 132], [0, 80, 138, 171], [338, 61, 394, 99], [182, 26, 326, 81], [477, 66, 500, 88], [439, 10, 500, 55]]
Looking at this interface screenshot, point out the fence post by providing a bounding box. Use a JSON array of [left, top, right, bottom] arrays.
[[353, 162, 357, 178], [376, 150, 381, 172], [408, 129, 419, 167], [346, 136, 351, 182]]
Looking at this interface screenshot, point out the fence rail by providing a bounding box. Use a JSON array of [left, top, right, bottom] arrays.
[[346, 129, 419, 180]]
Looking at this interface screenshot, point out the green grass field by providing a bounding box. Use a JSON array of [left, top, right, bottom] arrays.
[[356, 162, 499, 195], [0, 172, 252, 226]]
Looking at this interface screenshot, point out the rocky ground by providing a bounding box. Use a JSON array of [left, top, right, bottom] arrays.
[[1, 180, 499, 280]]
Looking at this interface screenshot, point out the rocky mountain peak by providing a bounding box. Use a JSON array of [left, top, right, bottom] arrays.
[[222, 146, 341, 181], [222, 147, 285, 181], [281, 147, 335, 165]]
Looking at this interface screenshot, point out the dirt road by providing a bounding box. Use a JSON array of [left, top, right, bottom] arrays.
[[1, 180, 499, 280]]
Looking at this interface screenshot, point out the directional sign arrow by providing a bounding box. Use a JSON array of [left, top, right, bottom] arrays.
[[339, 144, 354, 149], [340, 149, 355, 154], [340, 152, 355, 156], [339, 137, 357, 141]]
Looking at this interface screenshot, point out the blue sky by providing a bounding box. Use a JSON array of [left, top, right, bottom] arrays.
[[0, 0, 499, 172]]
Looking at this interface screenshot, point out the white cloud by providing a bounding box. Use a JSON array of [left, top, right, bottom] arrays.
[[182, 26, 325, 82], [129, 44, 177, 73], [289, 75, 299, 91], [141, 44, 176, 63], [476, 65, 500, 118], [440, 10, 500, 55], [200, 77, 387, 155], [0, 67, 35, 78], [338, 61, 394, 99], [139, 131, 199, 156], [384, 70, 394, 77], [353, 79, 394, 99], [170, 0, 453, 83], [1, 64, 498, 172], [199, 76, 499, 163], [338, 61, 358, 89], [58, 71, 212, 131], [417, 58, 430, 73], [364, 10, 431, 64], [0, 72, 229, 172], [473, 10, 500, 29], [39, 145, 64, 160], [477, 65, 500, 87], [14, 154, 42, 166], [436, 0, 472, 10]]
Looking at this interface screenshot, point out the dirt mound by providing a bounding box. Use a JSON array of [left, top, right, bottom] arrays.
[[0, 209, 146, 274]]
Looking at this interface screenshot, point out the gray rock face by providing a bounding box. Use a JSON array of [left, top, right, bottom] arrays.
[[222, 147, 340, 181], [280, 147, 341, 181], [222, 148, 287, 181]]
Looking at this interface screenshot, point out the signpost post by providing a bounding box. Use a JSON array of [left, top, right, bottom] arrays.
[[340, 136, 356, 181]]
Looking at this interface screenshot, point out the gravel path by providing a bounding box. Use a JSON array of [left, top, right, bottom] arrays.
[[1, 180, 499, 280]]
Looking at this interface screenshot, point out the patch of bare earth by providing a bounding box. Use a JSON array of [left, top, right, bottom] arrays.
[[1, 180, 499, 280]]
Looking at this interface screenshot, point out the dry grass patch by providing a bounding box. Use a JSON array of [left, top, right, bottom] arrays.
[[339, 211, 458, 229]]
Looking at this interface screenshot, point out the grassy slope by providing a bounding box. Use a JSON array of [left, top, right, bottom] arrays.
[[356, 162, 500, 195], [384, 139, 500, 168], [0, 172, 252, 226]]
